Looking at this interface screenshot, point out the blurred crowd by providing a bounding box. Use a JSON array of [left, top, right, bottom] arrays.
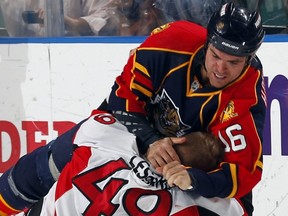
[[0, 0, 287, 37]]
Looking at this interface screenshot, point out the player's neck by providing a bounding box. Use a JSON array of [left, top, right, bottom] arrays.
[[200, 64, 211, 87]]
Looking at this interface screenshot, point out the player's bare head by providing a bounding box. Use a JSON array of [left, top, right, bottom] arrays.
[[173, 132, 224, 172], [206, 2, 264, 60]]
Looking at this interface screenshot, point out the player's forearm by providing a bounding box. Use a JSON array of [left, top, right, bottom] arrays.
[[186, 167, 231, 198], [112, 110, 163, 154], [187, 162, 261, 198], [0, 144, 56, 213], [0, 123, 80, 214]]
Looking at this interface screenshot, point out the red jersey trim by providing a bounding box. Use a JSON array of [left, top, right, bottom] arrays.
[[0, 194, 21, 215]]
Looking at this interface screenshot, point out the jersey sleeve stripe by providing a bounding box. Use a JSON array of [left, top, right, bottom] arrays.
[[131, 83, 153, 97], [0, 194, 22, 215], [227, 164, 238, 198], [256, 160, 263, 169], [135, 62, 150, 77], [133, 70, 153, 89]]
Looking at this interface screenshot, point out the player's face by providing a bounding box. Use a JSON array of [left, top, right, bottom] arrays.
[[204, 44, 247, 88]]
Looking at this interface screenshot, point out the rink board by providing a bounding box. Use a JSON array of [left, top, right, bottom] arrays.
[[0, 35, 287, 215]]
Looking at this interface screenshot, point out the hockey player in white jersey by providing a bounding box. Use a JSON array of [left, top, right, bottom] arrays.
[[35, 110, 244, 216]]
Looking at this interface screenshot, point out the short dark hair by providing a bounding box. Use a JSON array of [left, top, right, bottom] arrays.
[[173, 132, 224, 172]]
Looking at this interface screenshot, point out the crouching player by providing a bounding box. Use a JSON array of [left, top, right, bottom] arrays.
[[28, 111, 243, 216]]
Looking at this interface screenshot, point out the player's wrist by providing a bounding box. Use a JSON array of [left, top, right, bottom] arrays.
[[186, 172, 198, 191]]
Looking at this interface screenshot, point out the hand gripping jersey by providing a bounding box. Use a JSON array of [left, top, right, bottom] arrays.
[[107, 20, 267, 210], [39, 111, 245, 216]]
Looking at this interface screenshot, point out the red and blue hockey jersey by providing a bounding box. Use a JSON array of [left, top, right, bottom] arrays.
[[107, 20, 266, 206]]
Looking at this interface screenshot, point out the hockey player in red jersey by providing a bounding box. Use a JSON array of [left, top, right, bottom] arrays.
[[102, 2, 266, 215], [0, 2, 266, 216]]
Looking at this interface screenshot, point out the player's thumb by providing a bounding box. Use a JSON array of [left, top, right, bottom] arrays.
[[170, 136, 186, 145]]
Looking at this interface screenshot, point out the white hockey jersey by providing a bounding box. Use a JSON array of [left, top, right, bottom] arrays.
[[39, 111, 244, 216]]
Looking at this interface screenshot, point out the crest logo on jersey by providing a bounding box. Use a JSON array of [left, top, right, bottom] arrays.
[[220, 100, 238, 123], [151, 23, 170, 35], [150, 90, 190, 136]]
